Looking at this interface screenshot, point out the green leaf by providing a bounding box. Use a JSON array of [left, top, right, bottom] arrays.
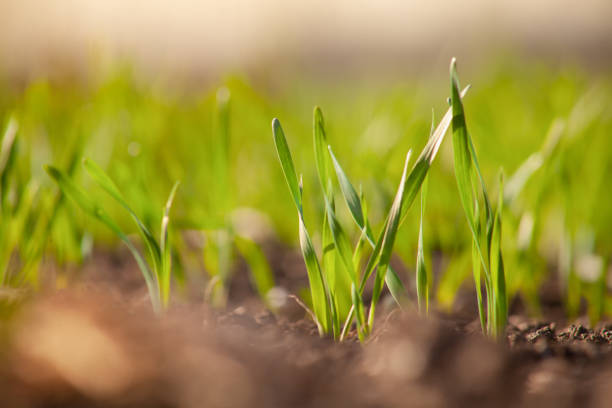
[[313, 107, 333, 200], [272, 118, 332, 334], [299, 213, 332, 334], [272, 119, 302, 214], [416, 175, 429, 315], [329, 147, 407, 305], [328, 147, 365, 229], [450, 58, 490, 278], [368, 150, 412, 328], [45, 165, 160, 312], [490, 172, 507, 337], [398, 84, 470, 225], [83, 158, 162, 267], [324, 197, 366, 333], [325, 200, 357, 284], [160, 181, 180, 308]]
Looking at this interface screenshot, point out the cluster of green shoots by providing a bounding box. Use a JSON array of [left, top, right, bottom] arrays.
[[273, 59, 507, 339], [0, 116, 81, 289], [45, 160, 179, 313], [43, 87, 276, 314]]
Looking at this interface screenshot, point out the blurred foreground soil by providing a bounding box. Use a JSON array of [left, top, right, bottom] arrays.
[[0, 284, 610, 408]]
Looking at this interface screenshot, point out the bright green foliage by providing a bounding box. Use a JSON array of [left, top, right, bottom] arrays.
[[1, 57, 611, 328], [46, 160, 179, 313], [273, 117, 333, 335], [416, 175, 428, 315], [273, 86, 470, 339], [0, 117, 80, 288], [201, 88, 276, 309], [450, 58, 507, 337]]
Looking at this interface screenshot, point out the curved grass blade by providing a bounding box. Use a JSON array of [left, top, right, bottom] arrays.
[[328, 147, 365, 229], [83, 158, 162, 267], [329, 147, 407, 304], [396, 85, 471, 226], [45, 165, 160, 312]]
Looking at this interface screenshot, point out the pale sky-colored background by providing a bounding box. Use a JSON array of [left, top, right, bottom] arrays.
[[1, 0, 610, 80]]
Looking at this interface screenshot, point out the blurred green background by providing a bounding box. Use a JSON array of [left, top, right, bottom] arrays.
[[1, 57, 610, 319]]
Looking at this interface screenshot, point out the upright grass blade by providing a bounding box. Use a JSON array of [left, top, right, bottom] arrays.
[[416, 175, 429, 315], [160, 181, 180, 307], [450, 59, 491, 277], [321, 204, 341, 337], [272, 118, 332, 334], [490, 173, 507, 337], [367, 151, 412, 328], [298, 212, 332, 334], [272, 119, 303, 214], [450, 58, 506, 337], [83, 158, 162, 269], [314, 108, 344, 335], [45, 165, 161, 312], [324, 198, 366, 334], [313, 107, 334, 200]]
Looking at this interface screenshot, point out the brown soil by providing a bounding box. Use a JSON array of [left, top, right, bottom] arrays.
[[0, 253, 610, 408]]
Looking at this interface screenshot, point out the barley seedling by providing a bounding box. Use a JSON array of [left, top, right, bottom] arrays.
[[46, 159, 179, 313], [272, 82, 469, 339], [450, 58, 507, 338]]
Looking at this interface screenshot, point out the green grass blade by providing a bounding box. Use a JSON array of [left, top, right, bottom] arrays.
[[325, 200, 357, 284], [0, 117, 18, 212], [45, 165, 160, 312], [328, 147, 365, 229], [299, 213, 332, 335], [272, 119, 302, 214], [324, 198, 366, 333], [450, 58, 490, 278], [0, 116, 18, 177], [273, 117, 333, 334], [398, 85, 470, 225], [367, 150, 412, 328], [321, 201, 345, 337], [416, 175, 429, 315], [472, 207, 486, 334], [313, 107, 334, 200], [490, 172, 507, 337], [83, 158, 162, 266], [160, 181, 179, 307], [329, 147, 408, 305], [352, 283, 367, 340]]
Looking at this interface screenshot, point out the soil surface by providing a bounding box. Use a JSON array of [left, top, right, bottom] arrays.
[[0, 253, 611, 408]]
